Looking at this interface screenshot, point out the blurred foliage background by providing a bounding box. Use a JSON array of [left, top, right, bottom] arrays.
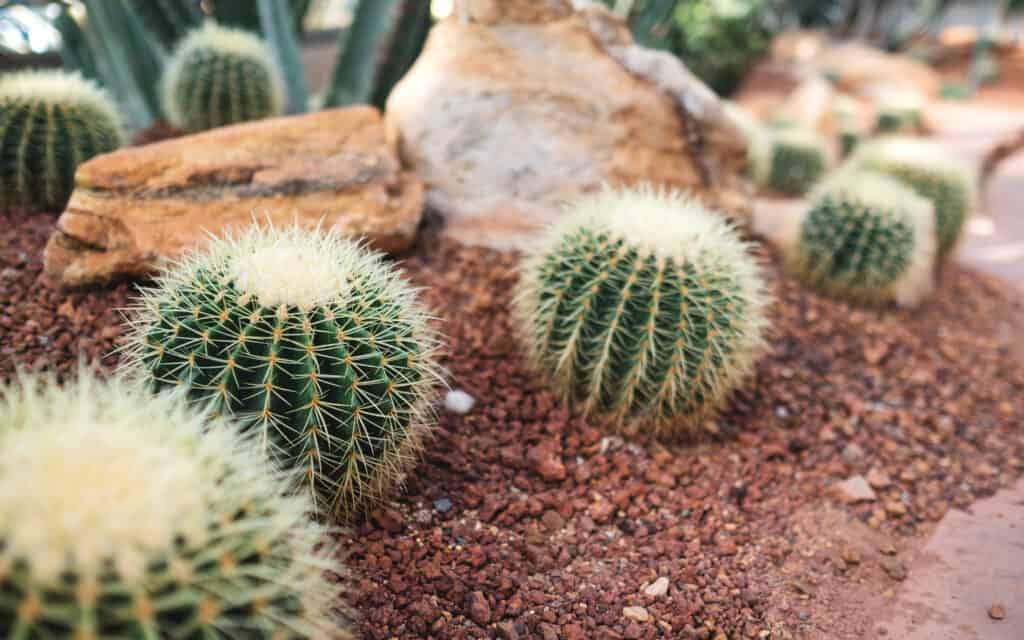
[[0, 0, 1015, 130]]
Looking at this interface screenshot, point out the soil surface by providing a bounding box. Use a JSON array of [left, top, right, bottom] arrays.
[[3, 210, 1023, 639]]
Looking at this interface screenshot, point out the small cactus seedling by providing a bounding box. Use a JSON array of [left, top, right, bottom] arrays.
[[515, 187, 769, 435], [121, 224, 440, 518], [781, 170, 937, 307], [162, 22, 286, 132], [0, 369, 349, 638], [751, 127, 830, 196], [850, 136, 976, 260], [0, 70, 124, 212]]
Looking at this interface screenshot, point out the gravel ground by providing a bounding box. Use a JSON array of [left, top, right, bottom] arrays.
[[2, 211, 1023, 639]]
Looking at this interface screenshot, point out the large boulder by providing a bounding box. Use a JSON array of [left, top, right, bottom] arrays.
[[386, 0, 752, 249], [45, 107, 424, 287]]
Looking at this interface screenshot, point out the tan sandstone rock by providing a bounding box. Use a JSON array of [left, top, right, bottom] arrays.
[[386, 0, 751, 249], [45, 107, 424, 287]]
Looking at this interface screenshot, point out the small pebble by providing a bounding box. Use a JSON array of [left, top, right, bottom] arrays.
[[444, 389, 476, 414], [622, 606, 650, 623], [989, 603, 1006, 620], [643, 576, 670, 598], [433, 497, 452, 513]]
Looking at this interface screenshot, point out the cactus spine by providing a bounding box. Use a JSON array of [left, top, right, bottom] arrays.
[[0, 70, 124, 212], [782, 170, 937, 307], [850, 137, 976, 260], [0, 369, 349, 639], [121, 225, 439, 518], [161, 22, 286, 132], [515, 187, 769, 434], [751, 127, 829, 196]]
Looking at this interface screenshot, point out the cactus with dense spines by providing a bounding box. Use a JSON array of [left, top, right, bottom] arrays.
[[161, 22, 286, 133], [781, 171, 937, 307], [121, 225, 439, 518], [0, 369, 349, 639], [751, 127, 830, 196], [850, 137, 976, 260], [0, 70, 124, 212], [515, 187, 769, 435]]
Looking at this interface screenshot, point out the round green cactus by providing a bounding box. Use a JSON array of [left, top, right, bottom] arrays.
[[751, 127, 830, 196], [0, 369, 349, 639], [782, 170, 937, 307], [721, 101, 766, 178], [515, 187, 769, 434], [850, 136, 976, 260], [0, 70, 124, 212], [121, 225, 439, 518], [161, 22, 286, 133], [873, 88, 924, 133]]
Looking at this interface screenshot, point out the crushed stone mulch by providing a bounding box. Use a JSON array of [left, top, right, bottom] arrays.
[[2, 210, 1023, 639]]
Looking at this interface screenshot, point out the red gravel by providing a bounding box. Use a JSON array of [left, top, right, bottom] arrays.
[[2, 211, 1023, 639]]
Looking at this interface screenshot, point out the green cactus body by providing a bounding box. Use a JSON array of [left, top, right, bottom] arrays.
[[873, 88, 924, 133], [783, 170, 937, 306], [161, 22, 286, 133], [0, 370, 349, 639], [515, 188, 769, 434], [121, 225, 439, 518], [751, 127, 829, 196], [851, 137, 976, 260], [0, 70, 124, 212]]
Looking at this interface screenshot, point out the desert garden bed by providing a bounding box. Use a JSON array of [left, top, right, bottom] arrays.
[[3, 210, 1022, 639]]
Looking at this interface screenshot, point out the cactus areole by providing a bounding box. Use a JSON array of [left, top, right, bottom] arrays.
[[122, 225, 439, 518], [515, 187, 769, 435]]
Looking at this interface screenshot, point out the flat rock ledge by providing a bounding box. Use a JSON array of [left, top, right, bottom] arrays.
[[45, 107, 424, 287]]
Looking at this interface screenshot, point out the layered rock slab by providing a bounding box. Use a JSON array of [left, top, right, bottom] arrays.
[[45, 107, 424, 287], [386, 0, 752, 249]]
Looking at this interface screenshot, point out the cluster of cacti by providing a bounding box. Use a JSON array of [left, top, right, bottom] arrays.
[[874, 88, 925, 133], [0, 69, 124, 212], [849, 137, 976, 260], [161, 22, 286, 133], [0, 369, 349, 638], [782, 170, 937, 307], [515, 187, 769, 435], [121, 225, 440, 518], [751, 127, 831, 196]]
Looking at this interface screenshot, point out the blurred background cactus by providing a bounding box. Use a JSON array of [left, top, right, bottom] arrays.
[[848, 137, 977, 260], [0, 68, 123, 211], [751, 127, 830, 195], [121, 225, 440, 519], [161, 22, 285, 132], [0, 369, 349, 638], [515, 187, 768, 435], [781, 170, 937, 306]]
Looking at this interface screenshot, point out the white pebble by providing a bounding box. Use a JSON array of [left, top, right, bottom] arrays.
[[444, 389, 475, 415], [643, 576, 670, 598]]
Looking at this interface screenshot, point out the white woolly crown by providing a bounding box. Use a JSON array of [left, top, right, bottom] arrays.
[[0, 370, 313, 583], [0, 69, 124, 139], [153, 223, 427, 313]]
